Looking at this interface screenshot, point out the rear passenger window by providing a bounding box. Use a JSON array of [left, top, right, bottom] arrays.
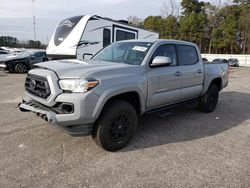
[[152, 44, 177, 66], [178, 45, 198, 65]]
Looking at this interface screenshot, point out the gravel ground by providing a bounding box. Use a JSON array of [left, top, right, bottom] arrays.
[[0, 68, 249, 188]]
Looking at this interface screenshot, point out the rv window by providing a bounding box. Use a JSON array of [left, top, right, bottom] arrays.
[[103, 29, 111, 47], [116, 30, 136, 41], [54, 16, 83, 46]]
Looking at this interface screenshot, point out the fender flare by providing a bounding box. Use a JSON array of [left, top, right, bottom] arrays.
[[202, 75, 222, 96], [92, 85, 146, 119]]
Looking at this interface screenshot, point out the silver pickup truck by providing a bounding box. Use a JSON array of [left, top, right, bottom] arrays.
[[19, 39, 229, 151]]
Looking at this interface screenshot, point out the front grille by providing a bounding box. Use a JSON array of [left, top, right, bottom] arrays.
[[25, 74, 51, 99]]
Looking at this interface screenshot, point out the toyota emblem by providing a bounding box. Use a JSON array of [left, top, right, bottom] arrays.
[[30, 80, 36, 89]]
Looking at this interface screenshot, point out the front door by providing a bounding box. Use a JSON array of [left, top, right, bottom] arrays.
[[29, 52, 43, 68], [147, 44, 182, 109]]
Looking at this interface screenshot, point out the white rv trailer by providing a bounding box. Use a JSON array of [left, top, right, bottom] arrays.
[[46, 15, 159, 60]]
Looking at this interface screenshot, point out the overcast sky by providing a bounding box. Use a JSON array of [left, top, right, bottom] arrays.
[[0, 0, 220, 44]]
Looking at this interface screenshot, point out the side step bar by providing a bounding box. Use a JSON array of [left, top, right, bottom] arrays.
[[146, 98, 199, 117]]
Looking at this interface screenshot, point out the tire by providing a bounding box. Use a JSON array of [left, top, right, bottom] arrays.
[[199, 84, 219, 113], [43, 57, 48, 62], [92, 100, 137, 151], [15, 63, 28, 73]]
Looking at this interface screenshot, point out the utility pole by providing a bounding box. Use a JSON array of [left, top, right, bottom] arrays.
[[32, 0, 36, 41]]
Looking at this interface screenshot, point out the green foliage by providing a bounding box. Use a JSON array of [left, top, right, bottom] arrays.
[[233, 0, 250, 5], [144, 16, 179, 39], [179, 0, 207, 50], [164, 16, 179, 39], [181, 0, 204, 15], [0, 36, 18, 47], [0, 36, 46, 49], [143, 0, 250, 54], [212, 5, 241, 53], [144, 16, 165, 37]]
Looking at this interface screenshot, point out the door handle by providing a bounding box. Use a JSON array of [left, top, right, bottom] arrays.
[[174, 71, 182, 77], [197, 69, 203, 74]]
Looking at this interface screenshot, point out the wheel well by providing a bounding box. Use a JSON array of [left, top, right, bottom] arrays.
[[210, 78, 222, 90], [105, 92, 141, 114]]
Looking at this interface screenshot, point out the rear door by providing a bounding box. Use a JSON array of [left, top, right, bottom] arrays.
[[177, 45, 204, 100], [147, 44, 182, 108]]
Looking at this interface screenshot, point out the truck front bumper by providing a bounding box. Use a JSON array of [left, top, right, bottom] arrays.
[[18, 99, 94, 136]]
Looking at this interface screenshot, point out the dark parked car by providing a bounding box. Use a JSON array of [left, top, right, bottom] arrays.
[[228, 58, 239, 67], [211, 58, 229, 64], [202, 57, 209, 63], [0, 50, 48, 73], [0, 50, 10, 59], [0, 50, 9, 55]]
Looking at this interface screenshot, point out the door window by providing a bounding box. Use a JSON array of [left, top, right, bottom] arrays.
[[178, 45, 198, 65], [152, 44, 177, 66]]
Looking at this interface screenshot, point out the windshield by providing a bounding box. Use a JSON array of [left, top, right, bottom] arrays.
[[92, 41, 153, 65], [54, 16, 83, 46], [15, 51, 30, 58]]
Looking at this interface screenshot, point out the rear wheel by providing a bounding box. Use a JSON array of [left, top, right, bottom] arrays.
[[92, 100, 137, 151], [15, 63, 28, 73], [199, 84, 219, 113]]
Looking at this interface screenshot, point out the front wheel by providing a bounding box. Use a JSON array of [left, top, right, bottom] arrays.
[[92, 100, 137, 151], [199, 84, 219, 113], [15, 63, 28, 73]]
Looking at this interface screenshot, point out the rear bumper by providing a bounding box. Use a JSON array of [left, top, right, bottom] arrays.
[[18, 99, 93, 136]]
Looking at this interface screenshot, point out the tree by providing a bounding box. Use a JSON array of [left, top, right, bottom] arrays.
[[212, 5, 241, 53], [163, 16, 179, 39], [0, 36, 18, 47], [234, 0, 250, 53], [144, 16, 165, 37], [0, 36, 46, 49], [143, 15, 179, 39], [161, 0, 180, 17], [142, 0, 249, 54], [179, 0, 207, 50], [181, 0, 205, 15], [233, 0, 250, 4], [127, 16, 143, 28], [204, 2, 221, 53]]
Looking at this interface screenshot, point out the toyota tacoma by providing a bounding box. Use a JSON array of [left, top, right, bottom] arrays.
[[19, 39, 229, 151]]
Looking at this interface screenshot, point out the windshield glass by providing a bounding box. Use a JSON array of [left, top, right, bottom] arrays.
[[54, 16, 83, 46], [92, 41, 153, 65], [16, 51, 30, 58]]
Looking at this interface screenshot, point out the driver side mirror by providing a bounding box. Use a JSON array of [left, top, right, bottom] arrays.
[[151, 56, 172, 67]]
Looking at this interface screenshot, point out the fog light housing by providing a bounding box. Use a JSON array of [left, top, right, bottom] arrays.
[[61, 103, 74, 114]]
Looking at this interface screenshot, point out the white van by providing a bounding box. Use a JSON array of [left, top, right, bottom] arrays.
[[46, 15, 159, 60]]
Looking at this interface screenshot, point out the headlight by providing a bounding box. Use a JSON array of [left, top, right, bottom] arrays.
[[59, 79, 99, 93]]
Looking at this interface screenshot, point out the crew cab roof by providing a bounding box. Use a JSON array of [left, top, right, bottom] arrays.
[[118, 39, 197, 46]]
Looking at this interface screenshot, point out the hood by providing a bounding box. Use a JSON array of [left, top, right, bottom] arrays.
[[1, 53, 27, 61], [35, 59, 136, 78]]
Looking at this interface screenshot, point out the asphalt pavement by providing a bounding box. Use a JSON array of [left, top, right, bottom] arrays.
[[0, 68, 249, 188]]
